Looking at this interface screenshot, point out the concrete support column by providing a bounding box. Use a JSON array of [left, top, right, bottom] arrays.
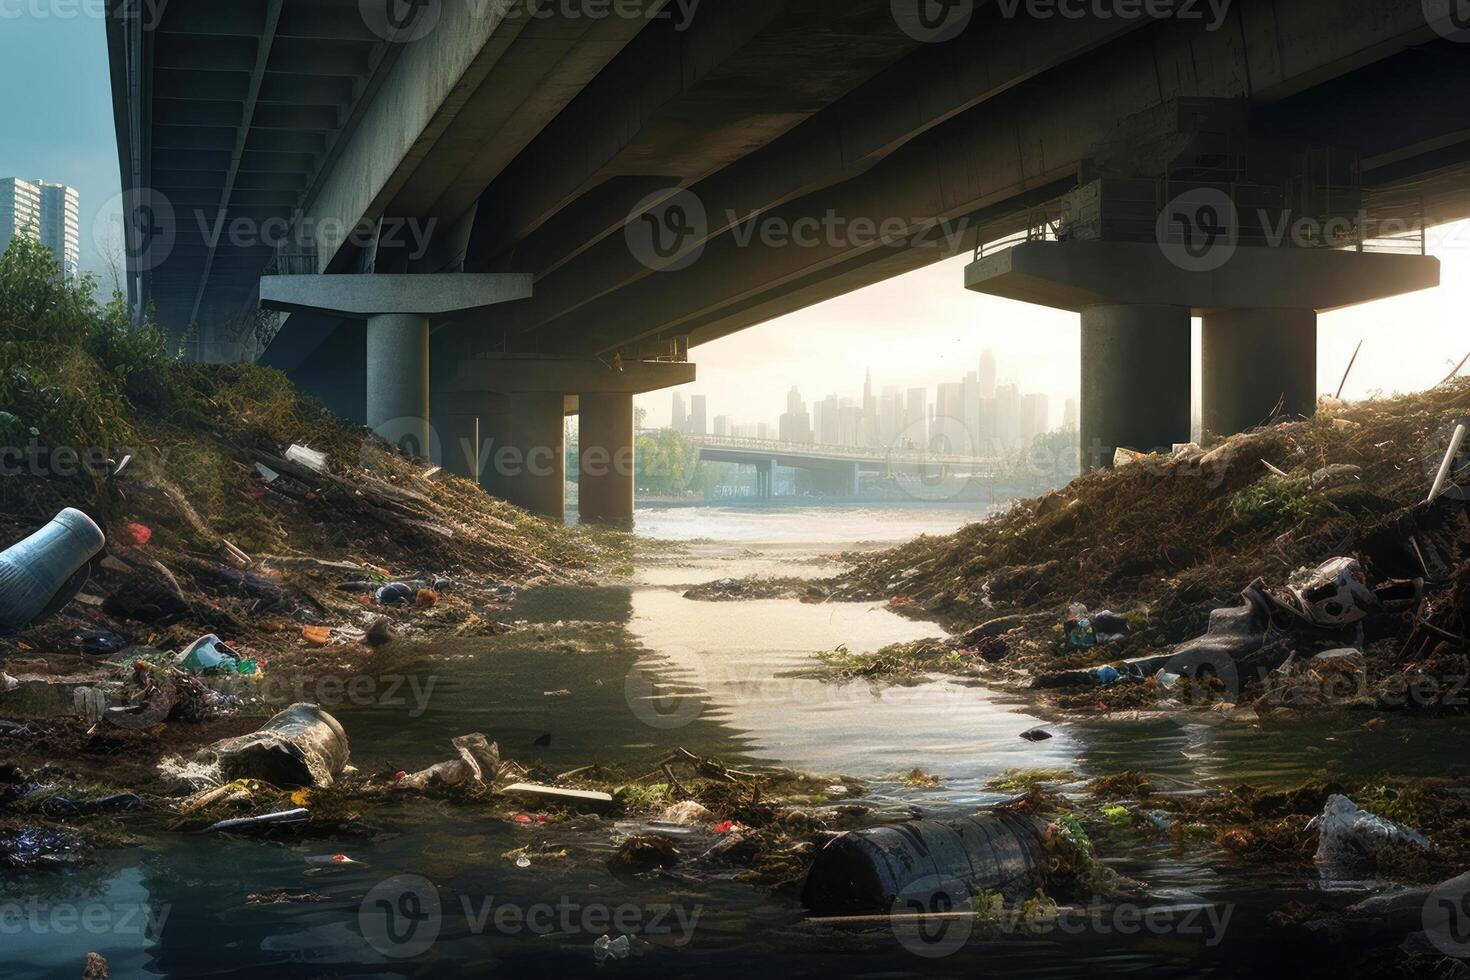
[[478, 406, 512, 498], [1079, 303, 1191, 470], [504, 391, 566, 519], [1202, 307, 1317, 439], [366, 313, 430, 457], [578, 392, 635, 527], [435, 414, 480, 480]]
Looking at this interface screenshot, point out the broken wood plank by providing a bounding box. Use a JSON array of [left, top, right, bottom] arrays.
[[498, 783, 614, 810]]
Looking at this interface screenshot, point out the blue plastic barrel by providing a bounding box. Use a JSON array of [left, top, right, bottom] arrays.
[[0, 508, 106, 634]]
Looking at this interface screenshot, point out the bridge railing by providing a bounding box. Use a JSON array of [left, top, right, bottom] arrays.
[[659, 431, 1000, 466], [974, 180, 1428, 261]]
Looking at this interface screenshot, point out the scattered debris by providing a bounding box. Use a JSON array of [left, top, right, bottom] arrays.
[[1310, 793, 1431, 881], [609, 834, 680, 874], [205, 807, 311, 833]]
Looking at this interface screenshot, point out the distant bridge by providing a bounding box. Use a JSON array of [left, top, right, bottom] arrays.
[[660, 431, 1002, 498]]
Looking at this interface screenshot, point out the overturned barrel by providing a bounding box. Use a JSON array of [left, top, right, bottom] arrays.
[[0, 508, 106, 635], [204, 703, 350, 788], [802, 810, 1046, 916]]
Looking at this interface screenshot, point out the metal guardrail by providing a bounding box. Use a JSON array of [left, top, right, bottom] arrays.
[[973, 182, 1427, 261]]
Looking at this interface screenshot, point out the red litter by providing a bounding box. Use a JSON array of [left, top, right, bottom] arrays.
[[119, 523, 152, 548]]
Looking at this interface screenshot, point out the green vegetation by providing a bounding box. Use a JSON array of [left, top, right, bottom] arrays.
[[1229, 474, 1324, 528], [985, 769, 1078, 793], [634, 427, 709, 496]]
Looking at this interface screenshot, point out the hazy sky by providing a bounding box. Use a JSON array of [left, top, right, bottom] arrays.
[[4, 17, 1467, 428], [640, 231, 1470, 432]]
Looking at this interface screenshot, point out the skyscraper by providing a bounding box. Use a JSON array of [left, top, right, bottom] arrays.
[[1, 178, 80, 280], [671, 392, 688, 433], [38, 182, 80, 281], [1063, 398, 1079, 432], [689, 394, 708, 435], [861, 369, 878, 447], [1020, 392, 1050, 446], [779, 386, 813, 443], [978, 349, 997, 399], [904, 388, 927, 449], [0, 179, 41, 250]]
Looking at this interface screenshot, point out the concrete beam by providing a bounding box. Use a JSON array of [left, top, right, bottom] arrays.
[[443, 357, 695, 395], [525, 0, 1438, 356], [964, 242, 1440, 314], [468, 0, 916, 267], [498, 7, 1155, 334], [259, 273, 533, 319], [299, 2, 539, 268]]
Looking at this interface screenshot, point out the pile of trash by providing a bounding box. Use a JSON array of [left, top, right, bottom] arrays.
[[0, 234, 622, 684], [823, 380, 1470, 714]]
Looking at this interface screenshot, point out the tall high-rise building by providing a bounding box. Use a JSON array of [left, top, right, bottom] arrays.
[[815, 394, 842, 445], [38, 183, 80, 280], [1062, 398, 1079, 432], [861, 369, 878, 447], [689, 394, 708, 435], [978, 349, 997, 399], [779, 386, 813, 443], [934, 381, 967, 453], [904, 387, 927, 449], [713, 415, 730, 437], [1, 179, 41, 250], [1, 178, 79, 280], [1020, 392, 1049, 446], [994, 384, 1021, 449], [671, 392, 688, 433], [878, 385, 903, 448]]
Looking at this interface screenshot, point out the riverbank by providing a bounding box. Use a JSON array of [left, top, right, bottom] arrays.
[[688, 382, 1470, 723]]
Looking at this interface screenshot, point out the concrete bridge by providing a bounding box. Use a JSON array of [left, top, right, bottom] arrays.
[[106, 0, 1465, 523], [676, 431, 1002, 497]]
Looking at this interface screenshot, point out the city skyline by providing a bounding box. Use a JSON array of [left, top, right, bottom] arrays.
[[661, 349, 1074, 454]]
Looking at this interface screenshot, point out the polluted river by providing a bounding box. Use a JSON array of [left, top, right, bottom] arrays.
[[9, 504, 1469, 978]]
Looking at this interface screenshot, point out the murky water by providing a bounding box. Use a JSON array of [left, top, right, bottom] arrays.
[[7, 502, 1465, 978]]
